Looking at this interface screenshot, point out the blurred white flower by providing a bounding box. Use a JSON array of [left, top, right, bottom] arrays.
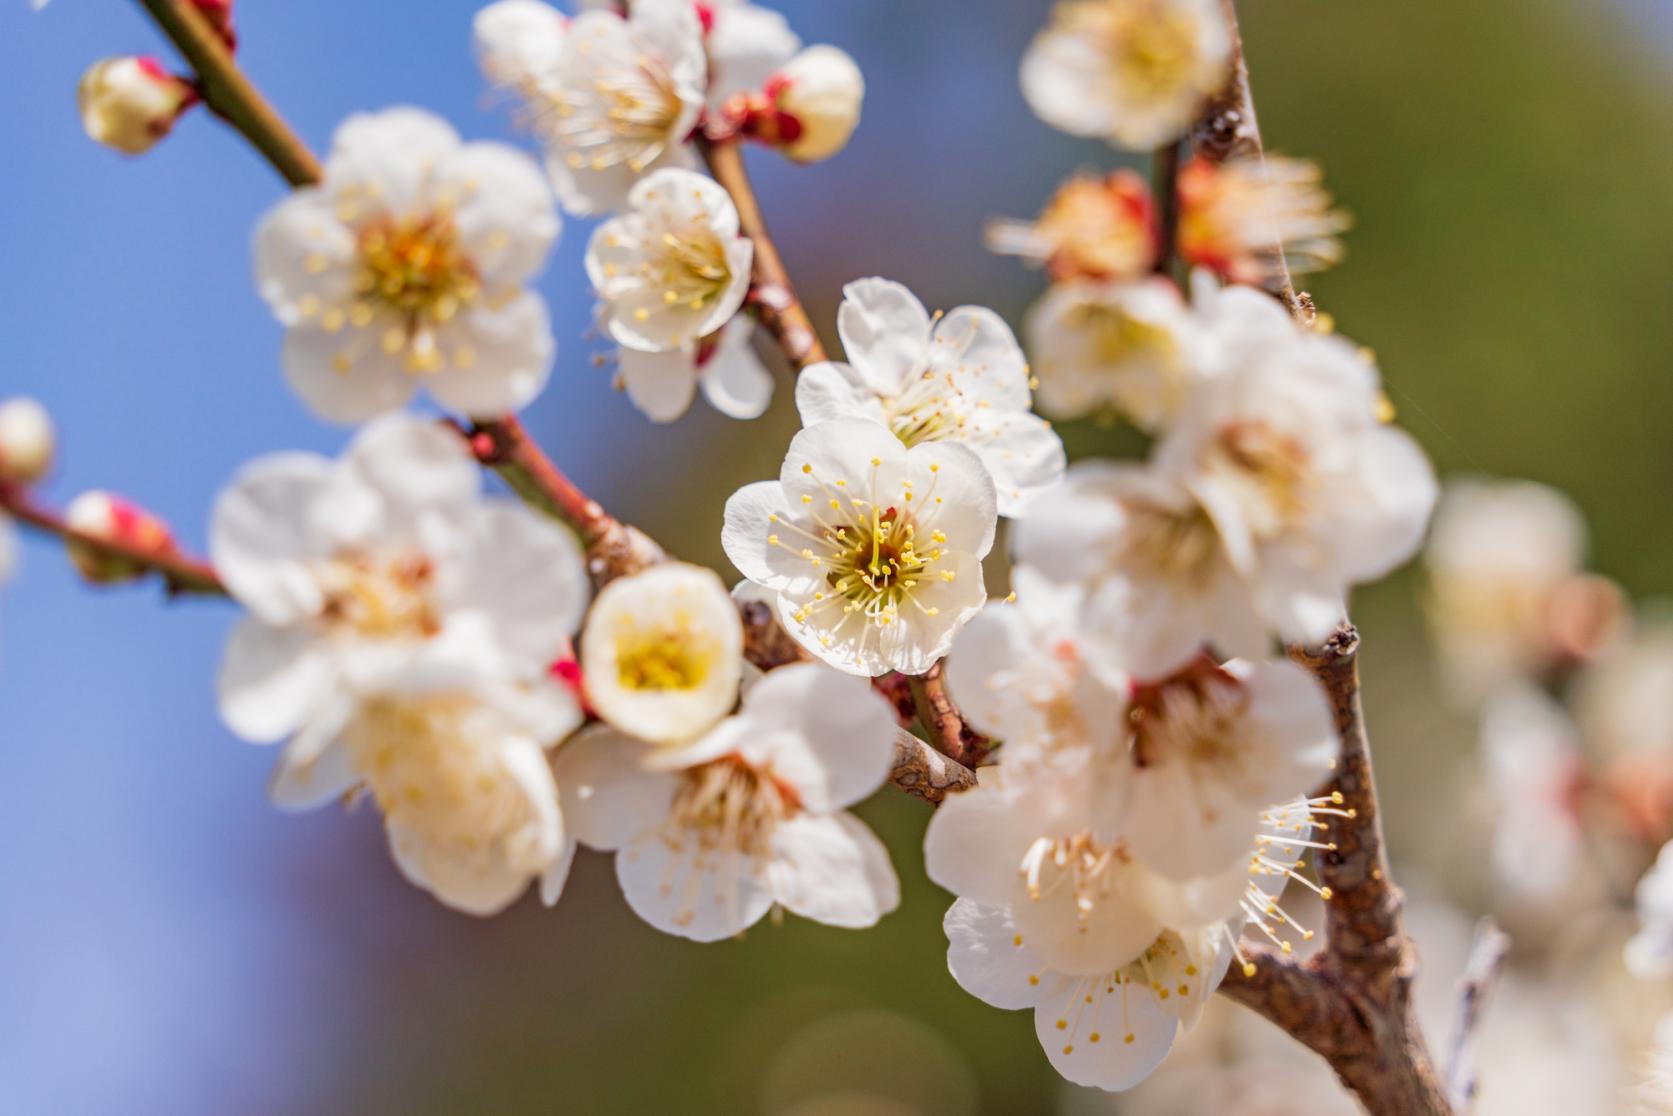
[[766, 45, 865, 163], [722, 417, 996, 677], [1629, 841, 1673, 979], [274, 682, 580, 915], [473, 0, 569, 94], [1638, 1013, 1673, 1116], [795, 278, 1064, 516], [1023, 278, 1191, 430], [1124, 658, 1336, 880], [553, 662, 900, 939], [987, 170, 1157, 282], [0, 397, 56, 485], [1478, 683, 1586, 906], [1575, 621, 1673, 762], [587, 168, 754, 353], [254, 107, 560, 422], [537, 0, 707, 215], [212, 415, 589, 750], [613, 317, 773, 422], [580, 561, 743, 745], [704, 0, 802, 112], [1426, 478, 1600, 702], [77, 56, 194, 156], [1021, 0, 1231, 151]]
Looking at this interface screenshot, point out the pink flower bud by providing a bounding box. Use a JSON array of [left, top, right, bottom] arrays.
[[77, 57, 196, 157], [768, 46, 864, 163], [0, 397, 56, 486], [64, 491, 175, 584]]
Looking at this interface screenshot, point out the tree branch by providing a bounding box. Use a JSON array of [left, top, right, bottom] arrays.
[[907, 664, 990, 769], [1445, 919, 1511, 1112], [696, 137, 828, 372], [1, 486, 224, 597]]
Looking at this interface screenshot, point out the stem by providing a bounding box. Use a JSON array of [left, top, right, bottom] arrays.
[[1151, 140, 1183, 279], [907, 664, 990, 768], [696, 136, 828, 372], [1, 487, 225, 597]]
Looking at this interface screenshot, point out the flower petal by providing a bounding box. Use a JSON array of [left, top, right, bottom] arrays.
[[944, 898, 1056, 1010], [837, 277, 932, 395], [217, 618, 333, 743], [766, 811, 899, 928]]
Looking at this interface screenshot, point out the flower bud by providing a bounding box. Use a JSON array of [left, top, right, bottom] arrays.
[[0, 397, 56, 486], [77, 57, 196, 157], [768, 46, 863, 163], [64, 491, 175, 584]]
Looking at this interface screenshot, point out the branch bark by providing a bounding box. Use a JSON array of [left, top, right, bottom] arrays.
[[1, 486, 224, 597], [1445, 919, 1511, 1111]]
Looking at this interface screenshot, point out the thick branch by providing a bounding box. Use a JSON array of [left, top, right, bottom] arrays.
[[135, 0, 321, 187], [1, 487, 224, 597], [696, 137, 828, 372], [891, 727, 977, 805], [907, 664, 990, 769]]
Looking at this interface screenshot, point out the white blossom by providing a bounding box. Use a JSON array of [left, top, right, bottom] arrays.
[[1124, 658, 1336, 880], [1021, 0, 1231, 151], [254, 107, 560, 422], [473, 0, 570, 94], [704, 0, 802, 111], [0, 397, 56, 485], [723, 417, 997, 677], [580, 561, 744, 745], [273, 682, 580, 915], [1479, 683, 1586, 905], [212, 414, 590, 749], [552, 661, 900, 940], [796, 278, 1064, 516], [537, 0, 707, 215], [587, 168, 754, 353], [77, 56, 193, 156], [1574, 621, 1673, 762], [769, 45, 865, 163], [1023, 278, 1192, 430], [613, 317, 773, 422]]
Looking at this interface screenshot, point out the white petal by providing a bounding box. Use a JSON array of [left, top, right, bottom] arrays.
[[1010, 873, 1161, 977], [721, 480, 812, 591], [705, 2, 800, 106], [697, 323, 775, 420], [929, 305, 1031, 411], [794, 360, 878, 426], [836, 277, 932, 395], [431, 142, 560, 287], [474, 0, 568, 91], [251, 192, 356, 325], [268, 735, 358, 812], [974, 410, 1067, 518], [552, 725, 680, 850], [618, 346, 698, 423], [386, 820, 533, 916], [922, 778, 1022, 907], [733, 661, 896, 811], [345, 413, 480, 519], [217, 619, 332, 743], [326, 107, 460, 215], [452, 501, 590, 668], [282, 324, 418, 425], [427, 291, 555, 417], [540, 838, 579, 907], [944, 899, 1054, 1010], [1034, 977, 1178, 1090], [209, 452, 337, 625], [766, 812, 899, 928], [907, 441, 998, 558], [615, 834, 774, 941]]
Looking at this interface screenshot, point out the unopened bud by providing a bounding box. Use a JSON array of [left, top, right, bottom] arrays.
[[78, 57, 196, 157], [0, 398, 56, 485], [768, 46, 863, 163], [65, 491, 174, 584]]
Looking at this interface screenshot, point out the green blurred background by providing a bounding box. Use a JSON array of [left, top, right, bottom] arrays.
[[3, 0, 1671, 1112]]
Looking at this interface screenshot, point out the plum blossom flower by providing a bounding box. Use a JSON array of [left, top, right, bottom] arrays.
[[212, 415, 590, 751], [795, 279, 1065, 516], [587, 168, 754, 353], [473, 0, 571, 95], [1177, 155, 1351, 285], [552, 662, 901, 940], [0, 397, 56, 485], [580, 561, 744, 745], [254, 108, 560, 422], [1021, 0, 1231, 151], [722, 417, 997, 677], [1628, 841, 1673, 979], [703, 0, 802, 112], [1479, 684, 1586, 905], [1124, 658, 1336, 880], [1022, 278, 1191, 430], [611, 316, 773, 422], [272, 682, 580, 915], [535, 0, 707, 215], [763, 46, 866, 163], [77, 56, 195, 156], [986, 170, 1157, 282]]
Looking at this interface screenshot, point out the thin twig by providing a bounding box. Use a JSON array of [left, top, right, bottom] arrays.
[[696, 136, 828, 372], [1, 487, 225, 597], [907, 664, 990, 768], [1445, 919, 1511, 1111], [1152, 140, 1183, 279]]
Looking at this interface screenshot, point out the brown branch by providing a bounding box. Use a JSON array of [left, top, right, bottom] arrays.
[[891, 726, 977, 805], [1, 486, 225, 597], [696, 136, 828, 372], [1445, 919, 1511, 1112], [134, 0, 321, 188], [907, 663, 991, 768]]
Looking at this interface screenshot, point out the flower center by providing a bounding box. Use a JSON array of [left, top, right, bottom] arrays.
[[1019, 832, 1129, 924], [1069, 0, 1202, 100], [614, 619, 716, 693], [1067, 301, 1181, 369], [317, 551, 441, 640], [552, 56, 683, 173], [1208, 419, 1313, 537], [668, 756, 798, 860], [652, 227, 733, 313], [1038, 176, 1154, 280], [356, 214, 480, 326], [1131, 669, 1255, 820], [1117, 497, 1223, 584], [883, 374, 962, 447], [344, 696, 546, 871]]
